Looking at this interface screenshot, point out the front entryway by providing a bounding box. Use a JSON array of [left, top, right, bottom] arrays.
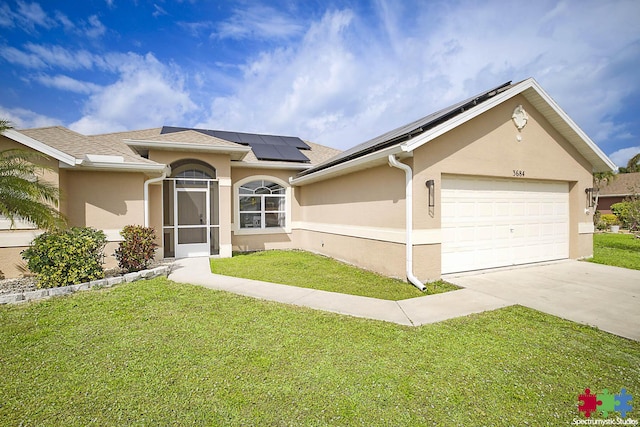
[[175, 187, 209, 257], [441, 175, 569, 274], [163, 160, 220, 258]]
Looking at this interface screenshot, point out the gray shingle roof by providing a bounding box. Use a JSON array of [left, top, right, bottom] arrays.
[[20, 126, 160, 165], [18, 125, 341, 169]]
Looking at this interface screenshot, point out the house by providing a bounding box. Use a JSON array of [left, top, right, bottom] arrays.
[[596, 172, 640, 214], [0, 78, 616, 286]]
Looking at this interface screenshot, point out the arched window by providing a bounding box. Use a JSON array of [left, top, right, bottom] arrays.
[[171, 160, 216, 188], [238, 179, 286, 229]]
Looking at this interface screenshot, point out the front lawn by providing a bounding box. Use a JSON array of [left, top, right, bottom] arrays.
[[1, 278, 638, 425], [588, 232, 640, 270], [211, 250, 457, 300]]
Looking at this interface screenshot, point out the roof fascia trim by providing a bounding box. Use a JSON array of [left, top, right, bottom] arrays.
[[66, 160, 167, 173], [3, 129, 76, 166], [231, 161, 312, 170], [124, 139, 251, 153], [599, 193, 633, 197], [521, 79, 617, 172], [290, 144, 405, 186]]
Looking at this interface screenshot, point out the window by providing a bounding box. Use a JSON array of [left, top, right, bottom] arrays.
[[238, 179, 286, 230]]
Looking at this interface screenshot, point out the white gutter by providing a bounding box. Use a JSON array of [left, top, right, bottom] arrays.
[[291, 144, 404, 186], [233, 160, 313, 170], [143, 166, 171, 227], [387, 154, 426, 291]]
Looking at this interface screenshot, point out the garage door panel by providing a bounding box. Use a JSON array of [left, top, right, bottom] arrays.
[[441, 176, 569, 274]]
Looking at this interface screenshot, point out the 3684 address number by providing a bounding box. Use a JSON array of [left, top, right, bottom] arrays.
[[513, 170, 525, 177]]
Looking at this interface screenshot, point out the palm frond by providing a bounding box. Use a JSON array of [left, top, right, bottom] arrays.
[[0, 148, 66, 230]]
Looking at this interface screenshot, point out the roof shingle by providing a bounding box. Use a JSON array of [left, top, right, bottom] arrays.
[[598, 172, 640, 196]]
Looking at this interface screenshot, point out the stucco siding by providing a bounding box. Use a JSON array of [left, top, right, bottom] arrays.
[[411, 94, 595, 276], [63, 170, 144, 229], [297, 164, 406, 228], [296, 229, 407, 279]]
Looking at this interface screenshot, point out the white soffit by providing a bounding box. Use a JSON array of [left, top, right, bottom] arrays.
[[518, 82, 616, 173]]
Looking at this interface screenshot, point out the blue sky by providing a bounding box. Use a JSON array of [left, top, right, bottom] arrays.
[[1, 0, 639, 166]]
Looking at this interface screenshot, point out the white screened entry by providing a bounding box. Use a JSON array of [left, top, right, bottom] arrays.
[[441, 176, 569, 274]]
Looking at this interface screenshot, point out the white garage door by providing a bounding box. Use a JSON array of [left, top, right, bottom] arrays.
[[441, 176, 569, 274]]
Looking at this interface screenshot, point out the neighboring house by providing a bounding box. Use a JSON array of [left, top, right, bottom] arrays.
[[596, 172, 640, 214], [0, 78, 616, 284]]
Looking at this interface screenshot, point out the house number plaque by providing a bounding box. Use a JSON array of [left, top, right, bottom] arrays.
[[513, 170, 525, 177]]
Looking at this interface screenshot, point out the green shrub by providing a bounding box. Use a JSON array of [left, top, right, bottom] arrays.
[[22, 227, 107, 288], [611, 199, 640, 230], [114, 225, 158, 273], [599, 213, 620, 226]]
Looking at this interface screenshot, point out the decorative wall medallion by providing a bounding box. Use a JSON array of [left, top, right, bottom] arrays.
[[512, 105, 528, 131]]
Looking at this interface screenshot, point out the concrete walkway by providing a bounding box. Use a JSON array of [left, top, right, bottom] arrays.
[[168, 257, 511, 327], [168, 258, 640, 341]]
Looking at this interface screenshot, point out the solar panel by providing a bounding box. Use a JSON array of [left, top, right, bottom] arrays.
[[210, 130, 242, 143], [160, 126, 310, 162], [274, 145, 310, 162], [250, 144, 281, 161], [282, 136, 310, 149], [260, 135, 287, 146], [237, 133, 265, 145], [251, 144, 310, 162]]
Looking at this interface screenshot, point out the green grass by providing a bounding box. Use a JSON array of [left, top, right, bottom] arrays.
[[210, 250, 457, 300], [588, 232, 640, 270], [1, 278, 638, 426]]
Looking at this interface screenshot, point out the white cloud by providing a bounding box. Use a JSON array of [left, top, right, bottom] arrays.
[[0, 1, 72, 33], [35, 74, 101, 94], [0, 45, 47, 68], [83, 15, 106, 38], [1, 43, 114, 70], [152, 4, 168, 18], [214, 5, 305, 40], [609, 146, 640, 167], [178, 20, 214, 38], [197, 0, 640, 151], [0, 105, 61, 129], [69, 54, 197, 134], [15, 1, 55, 31], [0, 2, 106, 38]]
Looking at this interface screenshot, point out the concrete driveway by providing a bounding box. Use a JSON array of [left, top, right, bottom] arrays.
[[443, 260, 640, 341]]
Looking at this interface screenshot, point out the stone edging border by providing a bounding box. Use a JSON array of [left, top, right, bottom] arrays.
[[0, 265, 171, 305]]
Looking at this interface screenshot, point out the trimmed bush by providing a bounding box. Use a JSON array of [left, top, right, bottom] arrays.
[[599, 213, 619, 227], [22, 227, 107, 288], [114, 225, 158, 273]]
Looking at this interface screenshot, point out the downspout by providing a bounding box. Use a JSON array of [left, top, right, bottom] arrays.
[[388, 155, 426, 291], [143, 166, 170, 227]]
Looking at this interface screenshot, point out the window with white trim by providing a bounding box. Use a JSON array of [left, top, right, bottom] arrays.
[[238, 180, 286, 229]]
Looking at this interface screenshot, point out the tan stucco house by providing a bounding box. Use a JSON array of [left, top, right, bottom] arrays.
[[0, 78, 616, 288]]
